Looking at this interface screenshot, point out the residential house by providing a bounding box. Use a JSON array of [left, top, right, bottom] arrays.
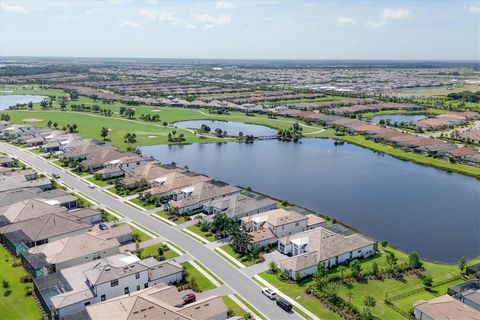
[[0, 156, 15, 167], [241, 208, 310, 248], [22, 225, 131, 277], [170, 180, 240, 214], [203, 192, 277, 220], [0, 212, 94, 255], [85, 284, 228, 320], [0, 188, 75, 208], [34, 253, 183, 319], [448, 279, 480, 312], [0, 174, 51, 193], [0, 198, 68, 227], [145, 171, 211, 197], [278, 225, 376, 280], [413, 295, 480, 320], [122, 162, 182, 188]]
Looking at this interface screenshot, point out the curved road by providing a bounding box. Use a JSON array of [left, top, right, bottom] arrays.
[[0, 142, 302, 320]]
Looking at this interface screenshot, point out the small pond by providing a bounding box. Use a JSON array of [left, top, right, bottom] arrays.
[[174, 120, 277, 136], [0, 95, 47, 110], [369, 114, 427, 124]]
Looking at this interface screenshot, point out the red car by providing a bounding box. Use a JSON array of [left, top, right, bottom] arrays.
[[182, 293, 196, 305]]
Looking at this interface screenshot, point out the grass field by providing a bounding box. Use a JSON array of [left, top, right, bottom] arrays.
[[259, 246, 480, 319], [139, 243, 179, 260], [0, 245, 43, 320], [180, 261, 216, 292], [130, 197, 157, 210], [222, 296, 250, 318], [186, 224, 216, 242], [219, 244, 261, 267], [86, 176, 112, 187]]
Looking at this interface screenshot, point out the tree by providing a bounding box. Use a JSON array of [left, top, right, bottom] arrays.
[[363, 295, 376, 308], [40, 99, 48, 109], [268, 261, 278, 274], [349, 259, 362, 278], [157, 246, 164, 258], [380, 240, 388, 248], [47, 120, 52, 128], [27, 101, 33, 109], [386, 252, 398, 272], [408, 252, 423, 269], [53, 122, 58, 129], [422, 275, 433, 289], [211, 213, 234, 238], [100, 127, 109, 140], [125, 108, 135, 119], [119, 106, 126, 116], [459, 257, 467, 273], [59, 98, 67, 110], [228, 228, 253, 254]]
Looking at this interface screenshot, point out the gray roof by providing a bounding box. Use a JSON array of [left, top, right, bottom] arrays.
[[0, 188, 68, 207], [209, 193, 277, 219]]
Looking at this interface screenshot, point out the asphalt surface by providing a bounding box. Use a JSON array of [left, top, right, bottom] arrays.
[[0, 143, 302, 320]]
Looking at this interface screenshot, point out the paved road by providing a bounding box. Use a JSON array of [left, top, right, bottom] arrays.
[[1, 143, 302, 320]]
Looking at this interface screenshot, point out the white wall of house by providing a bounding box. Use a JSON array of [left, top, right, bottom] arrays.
[[253, 237, 277, 249], [271, 219, 308, 238], [413, 308, 434, 320]]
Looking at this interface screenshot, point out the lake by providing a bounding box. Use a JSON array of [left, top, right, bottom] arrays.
[[369, 114, 427, 124], [0, 95, 47, 110], [140, 138, 480, 262], [174, 120, 277, 136]]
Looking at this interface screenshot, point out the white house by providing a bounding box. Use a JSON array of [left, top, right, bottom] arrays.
[[278, 225, 377, 280], [34, 253, 184, 319]]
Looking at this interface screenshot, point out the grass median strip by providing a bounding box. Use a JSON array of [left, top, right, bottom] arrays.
[[192, 260, 223, 285], [185, 224, 216, 242], [233, 293, 267, 320]]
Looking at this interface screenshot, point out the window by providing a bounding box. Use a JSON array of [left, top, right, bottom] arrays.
[[135, 272, 140, 279], [111, 280, 118, 287], [101, 295, 106, 301], [137, 285, 141, 291], [144, 283, 148, 289], [84, 302, 91, 306], [295, 222, 299, 226], [124, 287, 129, 294]]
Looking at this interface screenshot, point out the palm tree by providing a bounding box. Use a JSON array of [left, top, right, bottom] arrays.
[[212, 213, 233, 238]]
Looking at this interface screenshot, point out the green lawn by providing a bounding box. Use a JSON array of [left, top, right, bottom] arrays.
[[232, 293, 268, 320], [258, 247, 479, 319], [69, 192, 94, 207], [86, 176, 111, 187], [130, 197, 157, 210], [167, 241, 186, 254], [219, 244, 261, 267], [180, 261, 216, 292], [0, 245, 43, 320], [193, 261, 223, 285], [222, 296, 250, 318], [127, 224, 153, 242], [186, 224, 216, 242], [140, 243, 179, 260], [154, 210, 188, 224]]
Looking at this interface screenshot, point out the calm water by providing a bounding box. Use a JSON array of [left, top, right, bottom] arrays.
[[369, 114, 427, 124], [141, 139, 480, 262], [0, 95, 47, 110], [174, 120, 277, 136]]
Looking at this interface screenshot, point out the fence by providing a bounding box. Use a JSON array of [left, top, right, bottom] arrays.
[[384, 274, 463, 319]]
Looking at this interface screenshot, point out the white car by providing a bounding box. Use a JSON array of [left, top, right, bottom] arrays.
[[261, 287, 276, 299]]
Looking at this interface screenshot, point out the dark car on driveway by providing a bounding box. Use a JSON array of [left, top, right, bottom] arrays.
[[276, 298, 293, 312], [182, 293, 196, 305]]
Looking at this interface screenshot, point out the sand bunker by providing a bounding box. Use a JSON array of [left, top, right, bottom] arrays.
[[22, 118, 43, 122]]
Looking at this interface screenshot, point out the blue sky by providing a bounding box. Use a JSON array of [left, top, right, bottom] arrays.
[[1, 0, 479, 60]]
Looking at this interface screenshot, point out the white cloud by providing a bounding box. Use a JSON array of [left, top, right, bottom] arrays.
[[119, 20, 142, 28], [469, 6, 480, 15], [365, 20, 387, 28], [0, 2, 29, 13], [138, 9, 196, 28], [381, 8, 411, 20], [337, 16, 357, 26], [304, 3, 317, 8], [215, 1, 234, 10], [195, 13, 231, 30], [138, 8, 158, 20], [264, 16, 274, 22]]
